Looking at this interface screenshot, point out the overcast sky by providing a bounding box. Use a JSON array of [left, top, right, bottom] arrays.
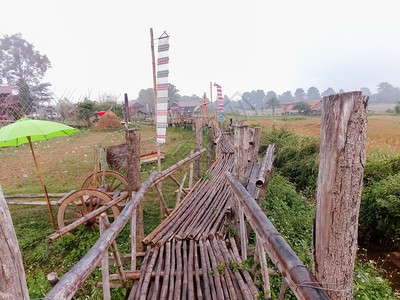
[[1, 0, 399, 101]]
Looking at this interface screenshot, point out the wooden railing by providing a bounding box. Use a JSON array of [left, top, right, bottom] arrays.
[[225, 171, 330, 300]]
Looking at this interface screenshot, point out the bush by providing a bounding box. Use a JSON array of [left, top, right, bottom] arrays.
[[260, 127, 320, 198], [359, 172, 400, 250], [263, 173, 396, 299]]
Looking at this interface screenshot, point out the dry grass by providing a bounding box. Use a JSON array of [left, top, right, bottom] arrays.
[[0, 124, 158, 193], [245, 114, 400, 154]]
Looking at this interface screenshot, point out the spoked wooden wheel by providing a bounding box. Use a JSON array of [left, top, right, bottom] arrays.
[[57, 189, 120, 230], [82, 171, 128, 192]]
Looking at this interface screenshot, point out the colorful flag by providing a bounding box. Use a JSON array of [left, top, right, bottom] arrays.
[[214, 83, 224, 122], [203, 94, 207, 114], [156, 33, 170, 144]]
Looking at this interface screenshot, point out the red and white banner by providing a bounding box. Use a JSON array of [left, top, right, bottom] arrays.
[[214, 83, 224, 122], [156, 34, 169, 144]]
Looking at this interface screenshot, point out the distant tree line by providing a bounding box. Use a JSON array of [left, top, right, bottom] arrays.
[[2, 33, 400, 122]]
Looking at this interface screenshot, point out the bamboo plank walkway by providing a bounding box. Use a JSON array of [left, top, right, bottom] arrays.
[[129, 134, 259, 299]]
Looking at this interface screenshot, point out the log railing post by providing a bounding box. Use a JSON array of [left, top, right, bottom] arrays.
[[0, 186, 29, 300], [313, 91, 368, 299], [126, 128, 144, 252], [195, 117, 203, 178], [225, 171, 330, 300]]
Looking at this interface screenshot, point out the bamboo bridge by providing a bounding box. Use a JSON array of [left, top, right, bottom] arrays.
[[42, 121, 329, 300]]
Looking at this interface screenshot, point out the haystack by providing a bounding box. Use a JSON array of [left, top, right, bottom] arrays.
[[97, 110, 122, 129]]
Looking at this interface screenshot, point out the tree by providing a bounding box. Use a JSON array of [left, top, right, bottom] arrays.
[[279, 91, 295, 103], [321, 87, 336, 97], [395, 102, 400, 114], [360, 87, 371, 97], [373, 82, 400, 103], [294, 88, 306, 101], [77, 99, 97, 126], [265, 90, 277, 101], [137, 88, 155, 113], [266, 96, 280, 116], [0, 33, 52, 109], [306, 87, 321, 100], [292, 101, 311, 115], [168, 83, 181, 104]]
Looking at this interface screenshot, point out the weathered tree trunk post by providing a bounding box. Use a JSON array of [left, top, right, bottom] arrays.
[[313, 91, 368, 299], [195, 117, 203, 178], [0, 186, 29, 300], [126, 128, 144, 252], [233, 124, 250, 256]]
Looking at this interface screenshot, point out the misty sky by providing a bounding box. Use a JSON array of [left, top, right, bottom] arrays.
[[1, 0, 399, 101]]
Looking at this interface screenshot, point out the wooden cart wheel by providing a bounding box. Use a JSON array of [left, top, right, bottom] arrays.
[[57, 189, 120, 230], [82, 170, 128, 192]]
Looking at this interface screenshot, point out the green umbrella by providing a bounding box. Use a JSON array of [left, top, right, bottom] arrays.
[[0, 117, 80, 230]]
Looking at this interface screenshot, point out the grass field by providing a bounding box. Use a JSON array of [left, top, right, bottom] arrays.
[[1, 112, 399, 298], [243, 112, 400, 154]]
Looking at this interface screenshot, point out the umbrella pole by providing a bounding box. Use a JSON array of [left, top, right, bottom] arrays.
[[27, 137, 57, 230]]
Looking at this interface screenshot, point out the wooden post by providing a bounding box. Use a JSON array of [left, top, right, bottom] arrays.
[[131, 208, 137, 271], [313, 91, 368, 300], [126, 128, 144, 252], [99, 214, 111, 300], [233, 125, 249, 185], [0, 186, 29, 299], [150, 28, 158, 124], [195, 117, 203, 178], [188, 150, 194, 189], [124, 93, 130, 130], [207, 123, 214, 169], [249, 127, 261, 162]]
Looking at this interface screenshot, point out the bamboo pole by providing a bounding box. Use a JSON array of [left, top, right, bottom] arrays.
[[155, 183, 170, 217], [189, 150, 194, 189], [167, 239, 176, 300], [131, 207, 137, 271], [27, 136, 56, 230], [194, 241, 204, 300], [182, 240, 189, 299], [199, 240, 215, 300], [225, 171, 330, 300], [220, 240, 252, 300], [195, 117, 203, 178], [140, 247, 160, 300], [99, 215, 111, 300], [175, 172, 187, 208], [187, 240, 195, 300], [159, 241, 171, 300], [257, 237, 271, 299], [150, 28, 158, 124], [212, 238, 237, 300], [100, 213, 128, 290], [174, 241, 183, 299], [256, 144, 275, 188]]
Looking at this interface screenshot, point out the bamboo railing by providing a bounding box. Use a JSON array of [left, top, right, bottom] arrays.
[[225, 171, 330, 299]]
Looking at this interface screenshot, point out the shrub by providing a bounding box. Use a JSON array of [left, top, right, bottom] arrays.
[[359, 172, 400, 250], [263, 173, 396, 298], [260, 127, 320, 198]]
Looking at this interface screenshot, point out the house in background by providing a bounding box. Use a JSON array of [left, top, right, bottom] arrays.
[[129, 100, 145, 116], [0, 86, 25, 120], [170, 99, 203, 115]]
